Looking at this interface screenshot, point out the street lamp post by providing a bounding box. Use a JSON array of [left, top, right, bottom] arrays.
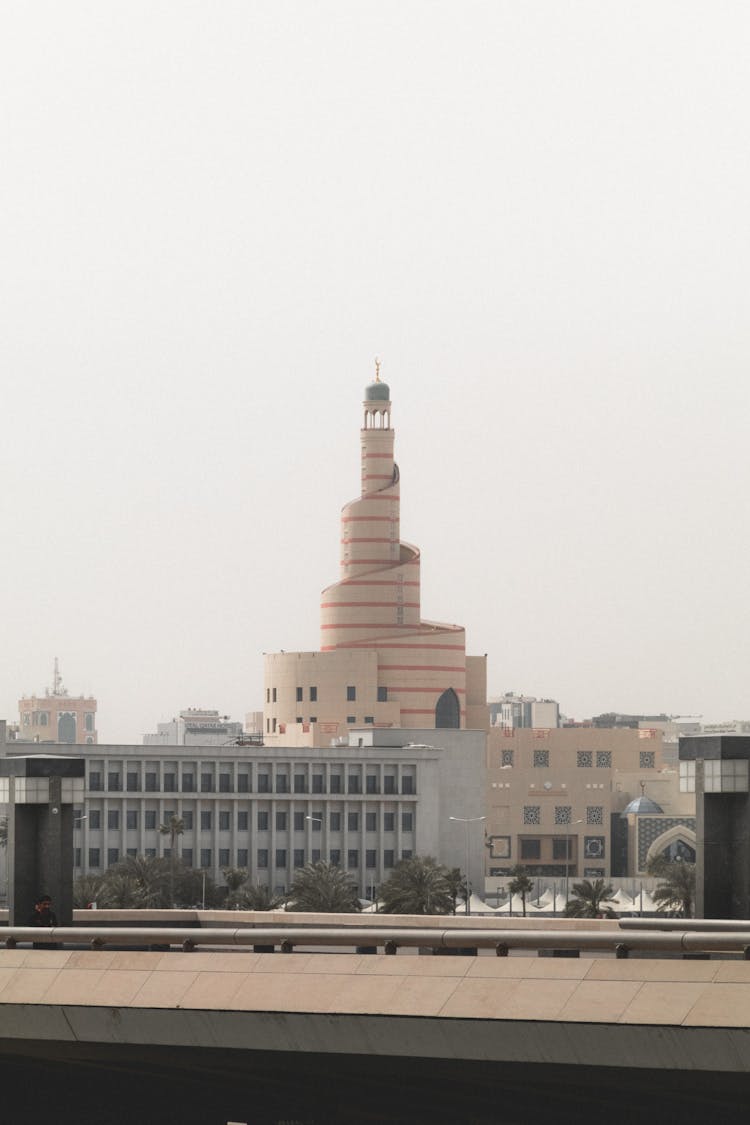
[[449, 815, 486, 915], [565, 818, 583, 904], [305, 815, 323, 867]]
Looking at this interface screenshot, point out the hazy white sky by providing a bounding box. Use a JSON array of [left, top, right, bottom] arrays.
[[2, 2, 749, 743]]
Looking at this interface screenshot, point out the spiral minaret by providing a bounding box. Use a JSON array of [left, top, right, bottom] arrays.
[[320, 372, 467, 727]]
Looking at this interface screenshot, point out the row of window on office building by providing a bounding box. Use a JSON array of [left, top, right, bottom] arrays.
[[77, 809, 414, 833], [87, 768, 416, 795], [77, 847, 414, 871]]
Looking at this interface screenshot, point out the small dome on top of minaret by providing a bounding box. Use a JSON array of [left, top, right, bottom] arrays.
[[365, 357, 390, 401], [365, 380, 390, 401]]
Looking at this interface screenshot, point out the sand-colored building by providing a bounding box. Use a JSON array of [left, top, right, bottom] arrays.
[[485, 725, 694, 885], [264, 372, 488, 747], [18, 660, 97, 745]]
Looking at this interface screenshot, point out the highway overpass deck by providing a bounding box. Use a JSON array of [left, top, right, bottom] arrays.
[[2, 946, 750, 1065], [4, 923, 750, 1123]]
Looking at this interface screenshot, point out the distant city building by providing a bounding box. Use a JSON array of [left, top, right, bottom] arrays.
[[489, 693, 560, 730], [263, 372, 488, 747], [18, 659, 97, 745], [244, 711, 264, 737], [698, 720, 750, 735], [589, 712, 671, 729], [143, 709, 244, 746]]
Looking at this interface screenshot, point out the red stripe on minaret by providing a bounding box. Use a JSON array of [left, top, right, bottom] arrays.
[[378, 664, 467, 673], [321, 601, 420, 609], [344, 497, 398, 506], [341, 540, 395, 549], [321, 623, 421, 631], [321, 642, 465, 651], [340, 558, 417, 565], [341, 561, 402, 567], [335, 580, 420, 587]]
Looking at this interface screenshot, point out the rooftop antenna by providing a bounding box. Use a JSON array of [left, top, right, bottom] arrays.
[[53, 657, 65, 696]]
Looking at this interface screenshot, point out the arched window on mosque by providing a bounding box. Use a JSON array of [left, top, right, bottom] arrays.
[[58, 713, 77, 744], [660, 839, 696, 864], [435, 688, 460, 729]]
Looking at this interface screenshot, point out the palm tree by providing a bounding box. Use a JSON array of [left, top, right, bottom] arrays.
[[238, 883, 285, 911], [73, 874, 104, 908], [649, 860, 695, 917], [508, 865, 534, 918], [98, 872, 151, 909], [445, 867, 468, 915], [74, 856, 219, 911], [159, 814, 185, 907], [564, 878, 617, 918], [222, 866, 249, 908], [379, 856, 453, 915], [173, 862, 220, 908], [287, 860, 361, 913], [112, 855, 171, 907]]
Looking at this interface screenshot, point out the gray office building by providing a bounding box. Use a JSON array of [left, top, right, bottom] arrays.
[[2, 727, 485, 896]]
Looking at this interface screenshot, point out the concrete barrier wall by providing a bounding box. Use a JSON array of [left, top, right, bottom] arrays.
[[2, 947, 750, 1071]]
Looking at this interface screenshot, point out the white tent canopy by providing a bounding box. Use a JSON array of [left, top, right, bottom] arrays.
[[467, 893, 497, 914], [495, 895, 542, 914], [533, 892, 567, 913]]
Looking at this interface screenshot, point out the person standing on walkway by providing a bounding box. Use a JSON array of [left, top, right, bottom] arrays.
[[30, 894, 58, 949]]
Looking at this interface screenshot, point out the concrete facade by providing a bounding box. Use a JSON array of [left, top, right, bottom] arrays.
[[485, 726, 693, 884], [263, 375, 488, 746], [2, 728, 486, 895]]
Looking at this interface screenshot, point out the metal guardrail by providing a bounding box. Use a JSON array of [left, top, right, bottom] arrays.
[[620, 918, 750, 932], [5, 925, 750, 957]]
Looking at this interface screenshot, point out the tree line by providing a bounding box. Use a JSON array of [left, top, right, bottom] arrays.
[[73, 854, 467, 913], [72, 849, 696, 917]]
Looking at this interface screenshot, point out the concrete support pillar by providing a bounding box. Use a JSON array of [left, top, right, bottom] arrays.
[[1, 756, 85, 926]]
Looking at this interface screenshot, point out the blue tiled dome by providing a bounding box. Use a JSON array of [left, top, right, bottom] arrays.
[[621, 795, 664, 816]]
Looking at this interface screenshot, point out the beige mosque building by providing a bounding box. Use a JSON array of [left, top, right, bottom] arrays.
[[264, 372, 488, 747], [17, 659, 98, 745]]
